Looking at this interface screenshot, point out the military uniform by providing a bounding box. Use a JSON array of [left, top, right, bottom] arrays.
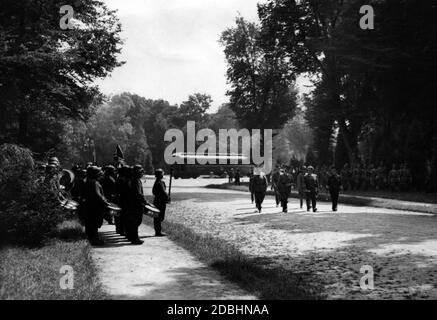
[[252, 173, 268, 213], [277, 171, 292, 213], [388, 165, 400, 192], [399, 164, 412, 192], [126, 165, 148, 244], [152, 169, 169, 236], [304, 167, 319, 212], [271, 169, 281, 207], [327, 171, 341, 211], [101, 166, 117, 225], [83, 167, 109, 245]]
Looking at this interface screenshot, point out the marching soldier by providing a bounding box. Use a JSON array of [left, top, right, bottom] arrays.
[[251, 169, 268, 213], [304, 166, 319, 212], [277, 168, 292, 213], [327, 167, 342, 212], [152, 169, 169, 237], [271, 166, 281, 207], [126, 165, 149, 245], [83, 166, 110, 246], [296, 166, 307, 209]]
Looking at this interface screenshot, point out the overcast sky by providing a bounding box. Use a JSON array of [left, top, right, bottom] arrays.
[[97, 0, 311, 111]]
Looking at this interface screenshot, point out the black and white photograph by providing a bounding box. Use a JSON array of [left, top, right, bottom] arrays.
[[1, 0, 437, 307]]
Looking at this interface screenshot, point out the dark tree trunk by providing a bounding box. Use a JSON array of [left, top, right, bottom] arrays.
[[18, 110, 29, 146]]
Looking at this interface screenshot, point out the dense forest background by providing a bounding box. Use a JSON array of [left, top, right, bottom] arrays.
[[1, 0, 436, 191]]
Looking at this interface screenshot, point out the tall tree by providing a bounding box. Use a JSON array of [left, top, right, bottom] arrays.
[[220, 17, 297, 131], [0, 0, 124, 153]]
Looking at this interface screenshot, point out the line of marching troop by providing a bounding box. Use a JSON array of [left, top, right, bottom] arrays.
[[43, 157, 169, 246], [249, 166, 342, 214]]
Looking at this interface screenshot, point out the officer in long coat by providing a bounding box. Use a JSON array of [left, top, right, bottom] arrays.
[[304, 166, 319, 212], [152, 169, 169, 237], [252, 170, 268, 213], [126, 165, 149, 245], [83, 166, 109, 246], [277, 168, 292, 213]]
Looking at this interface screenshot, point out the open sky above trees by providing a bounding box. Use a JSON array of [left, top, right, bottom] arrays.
[[96, 0, 313, 111]]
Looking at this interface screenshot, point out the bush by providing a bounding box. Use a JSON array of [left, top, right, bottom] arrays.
[[0, 144, 67, 246]]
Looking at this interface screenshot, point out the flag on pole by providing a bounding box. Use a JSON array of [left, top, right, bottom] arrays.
[[115, 144, 124, 160]]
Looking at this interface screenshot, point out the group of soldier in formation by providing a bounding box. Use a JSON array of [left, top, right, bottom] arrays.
[[248, 166, 340, 214], [42, 157, 169, 246], [334, 163, 412, 193], [246, 162, 414, 214]]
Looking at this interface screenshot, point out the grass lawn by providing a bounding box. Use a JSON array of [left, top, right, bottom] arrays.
[[144, 219, 323, 300], [0, 220, 106, 300]]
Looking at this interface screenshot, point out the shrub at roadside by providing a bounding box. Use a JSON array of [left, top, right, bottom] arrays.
[[0, 144, 67, 246]]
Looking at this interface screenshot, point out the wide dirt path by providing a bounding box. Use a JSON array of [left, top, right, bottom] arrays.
[[92, 223, 256, 300], [149, 178, 437, 300]]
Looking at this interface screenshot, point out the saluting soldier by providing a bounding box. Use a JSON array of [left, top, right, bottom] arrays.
[[152, 169, 169, 237], [126, 165, 149, 245], [83, 166, 110, 246], [304, 166, 319, 212], [327, 167, 342, 212]]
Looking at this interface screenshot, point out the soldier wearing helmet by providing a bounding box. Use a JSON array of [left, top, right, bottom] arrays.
[[83, 166, 109, 245], [152, 169, 169, 236], [126, 165, 150, 244], [304, 166, 319, 212]]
